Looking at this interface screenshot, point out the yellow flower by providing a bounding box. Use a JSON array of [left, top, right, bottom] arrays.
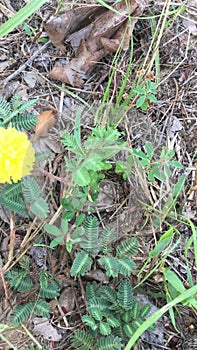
[[0, 128, 35, 183]]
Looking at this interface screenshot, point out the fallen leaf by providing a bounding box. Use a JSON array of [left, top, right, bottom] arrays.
[[32, 317, 62, 341], [44, 5, 104, 51], [58, 287, 75, 312], [46, 0, 146, 87], [32, 109, 57, 142]]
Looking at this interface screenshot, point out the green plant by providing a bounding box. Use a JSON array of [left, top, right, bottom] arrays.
[[133, 80, 157, 111], [0, 0, 48, 39], [0, 94, 49, 218], [116, 141, 183, 183], [125, 284, 197, 350], [69, 215, 138, 278], [71, 279, 152, 350], [0, 94, 37, 129], [61, 124, 126, 190], [6, 258, 61, 325], [60, 112, 128, 227]]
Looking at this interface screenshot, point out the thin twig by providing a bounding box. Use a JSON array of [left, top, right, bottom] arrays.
[[2, 41, 50, 86]]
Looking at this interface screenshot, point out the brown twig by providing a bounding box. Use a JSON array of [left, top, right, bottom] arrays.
[[0, 264, 13, 309]]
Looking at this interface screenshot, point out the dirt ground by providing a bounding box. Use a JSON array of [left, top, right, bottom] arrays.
[[0, 0, 197, 349]]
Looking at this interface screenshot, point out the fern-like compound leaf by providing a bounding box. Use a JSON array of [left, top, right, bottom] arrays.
[[80, 215, 99, 251], [130, 300, 140, 319], [30, 197, 49, 219], [140, 303, 151, 318], [100, 286, 117, 304], [11, 112, 37, 130], [86, 281, 99, 301], [34, 300, 50, 318], [61, 131, 84, 157], [87, 297, 110, 320], [99, 322, 111, 335], [123, 323, 134, 337], [116, 257, 136, 276], [40, 282, 61, 299], [106, 316, 120, 328], [16, 98, 38, 113], [98, 256, 118, 277], [6, 268, 33, 292], [116, 237, 138, 257], [22, 176, 40, 202], [10, 302, 34, 324], [39, 271, 49, 290], [71, 251, 93, 276], [117, 280, 134, 310], [9, 94, 21, 111], [95, 336, 122, 350], [99, 228, 115, 252], [0, 95, 10, 119], [0, 182, 26, 213], [82, 315, 97, 331], [71, 330, 94, 350]]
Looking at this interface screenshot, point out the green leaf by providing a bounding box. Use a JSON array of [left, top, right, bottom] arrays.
[[71, 330, 94, 350], [73, 167, 91, 186], [107, 316, 120, 328], [147, 94, 157, 103], [169, 160, 184, 169], [148, 172, 155, 182], [131, 149, 148, 160], [30, 198, 49, 218], [66, 240, 73, 253], [141, 102, 149, 110], [117, 280, 134, 310], [163, 164, 172, 178], [76, 213, 86, 226], [152, 171, 166, 181], [61, 218, 68, 234], [133, 87, 145, 95], [44, 224, 62, 237], [149, 228, 174, 258], [125, 285, 197, 350], [171, 175, 186, 197], [144, 142, 154, 158], [62, 211, 75, 220], [82, 315, 97, 331], [0, 0, 47, 38], [50, 236, 64, 249], [61, 200, 74, 211], [136, 95, 146, 108], [71, 251, 93, 276], [164, 269, 185, 294], [99, 322, 111, 335]]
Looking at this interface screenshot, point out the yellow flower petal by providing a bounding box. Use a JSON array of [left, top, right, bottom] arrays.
[[0, 128, 35, 183]]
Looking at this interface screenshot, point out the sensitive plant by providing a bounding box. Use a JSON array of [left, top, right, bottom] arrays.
[[71, 279, 153, 350], [0, 94, 49, 218], [5, 256, 61, 325]]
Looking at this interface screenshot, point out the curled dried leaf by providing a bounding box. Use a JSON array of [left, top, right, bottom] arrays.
[[32, 109, 57, 142]]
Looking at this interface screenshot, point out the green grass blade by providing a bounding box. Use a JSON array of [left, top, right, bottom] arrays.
[[124, 284, 197, 350], [0, 0, 48, 38]]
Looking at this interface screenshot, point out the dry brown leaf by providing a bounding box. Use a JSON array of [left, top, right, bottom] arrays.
[[32, 317, 62, 341], [32, 109, 57, 142], [44, 5, 104, 51], [46, 0, 145, 87]]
